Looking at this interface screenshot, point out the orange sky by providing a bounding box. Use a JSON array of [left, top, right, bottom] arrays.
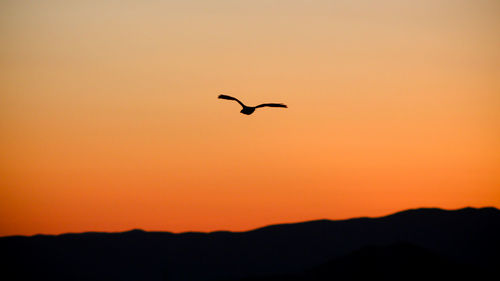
[[1, 0, 499, 236]]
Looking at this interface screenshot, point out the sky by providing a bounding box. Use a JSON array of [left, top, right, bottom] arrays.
[[1, 0, 499, 236]]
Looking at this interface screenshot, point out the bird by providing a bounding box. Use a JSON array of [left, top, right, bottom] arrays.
[[218, 94, 287, 115]]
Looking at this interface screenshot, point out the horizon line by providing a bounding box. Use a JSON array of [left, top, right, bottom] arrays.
[[2, 206, 497, 239]]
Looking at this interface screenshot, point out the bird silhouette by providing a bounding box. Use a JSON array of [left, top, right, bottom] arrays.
[[218, 94, 287, 115]]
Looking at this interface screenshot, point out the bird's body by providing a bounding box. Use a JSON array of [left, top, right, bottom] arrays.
[[218, 94, 287, 115], [240, 106, 256, 115]]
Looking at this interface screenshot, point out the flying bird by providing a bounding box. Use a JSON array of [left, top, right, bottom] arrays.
[[218, 94, 287, 115]]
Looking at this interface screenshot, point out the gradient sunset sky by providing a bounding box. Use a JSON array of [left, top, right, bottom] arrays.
[[1, 0, 499, 236]]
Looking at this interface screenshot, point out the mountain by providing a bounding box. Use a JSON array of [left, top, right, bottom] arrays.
[[1, 207, 499, 281], [230, 243, 492, 281]]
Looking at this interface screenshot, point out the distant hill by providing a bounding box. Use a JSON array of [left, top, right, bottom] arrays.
[[1, 207, 499, 281], [229, 243, 493, 281]]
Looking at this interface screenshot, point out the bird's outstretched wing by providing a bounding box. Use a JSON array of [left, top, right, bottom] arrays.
[[218, 94, 245, 107], [255, 103, 288, 108]]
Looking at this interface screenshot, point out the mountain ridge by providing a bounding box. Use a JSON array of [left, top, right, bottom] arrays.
[[3, 206, 497, 238], [1, 206, 499, 281]]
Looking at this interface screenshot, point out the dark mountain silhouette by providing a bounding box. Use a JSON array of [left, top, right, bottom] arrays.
[[1, 207, 499, 281], [227, 243, 495, 281]]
